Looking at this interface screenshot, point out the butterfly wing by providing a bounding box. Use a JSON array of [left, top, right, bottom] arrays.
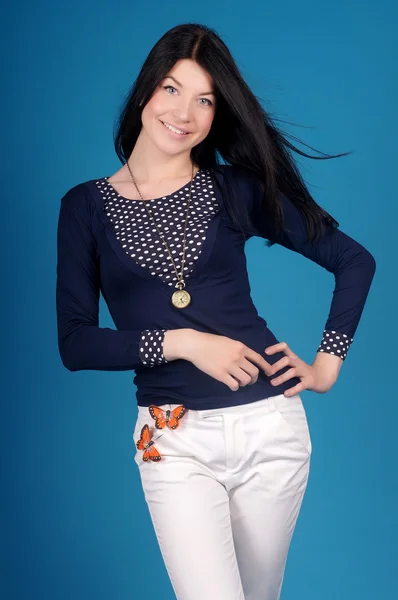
[[136, 423, 151, 450], [168, 405, 188, 429], [144, 444, 162, 462], [149, 405, 167, 429]]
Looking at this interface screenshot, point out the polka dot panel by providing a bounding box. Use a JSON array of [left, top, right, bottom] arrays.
[[95, 168, 219, 287]]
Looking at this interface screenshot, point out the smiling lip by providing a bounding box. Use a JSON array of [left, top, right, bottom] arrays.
[[160, 120, 191, 134]]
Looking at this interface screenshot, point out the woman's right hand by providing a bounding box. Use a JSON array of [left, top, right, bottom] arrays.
[[164, 329, 274, 391]]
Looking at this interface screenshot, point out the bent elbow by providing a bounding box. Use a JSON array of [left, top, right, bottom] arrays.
[[59, 350, 80, 372], [58, 339, 83, 372], [364, 250, 377, 280]]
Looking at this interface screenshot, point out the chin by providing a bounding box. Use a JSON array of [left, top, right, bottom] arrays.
[[153, 139, 189, 156]]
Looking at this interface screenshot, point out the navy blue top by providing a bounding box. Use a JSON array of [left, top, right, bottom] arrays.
[[56, 165, 376, 410]]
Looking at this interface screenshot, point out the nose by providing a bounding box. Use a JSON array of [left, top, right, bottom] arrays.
[[171, 96, 194, 123]]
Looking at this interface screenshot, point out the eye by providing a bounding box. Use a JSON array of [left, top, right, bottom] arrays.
[[199, 98, 213, 106], [163, 85, 177, 94]]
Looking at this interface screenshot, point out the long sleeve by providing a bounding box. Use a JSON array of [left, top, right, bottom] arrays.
[[56, 185, 164, 371], [248, 180, 376, 361]]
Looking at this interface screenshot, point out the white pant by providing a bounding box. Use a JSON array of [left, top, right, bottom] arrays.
[[133, 393, 312, 600]]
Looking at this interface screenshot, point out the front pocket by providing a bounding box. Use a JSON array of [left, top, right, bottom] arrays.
[[272, 394, 312, 455]]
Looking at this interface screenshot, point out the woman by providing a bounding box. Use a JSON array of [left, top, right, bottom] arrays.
[[56, 22, 376, 600]]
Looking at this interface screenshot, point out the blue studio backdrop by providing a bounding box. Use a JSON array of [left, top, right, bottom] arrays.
[[2, 1, 397, 599]]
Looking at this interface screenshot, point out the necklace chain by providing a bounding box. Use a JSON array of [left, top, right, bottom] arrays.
[[125, 160, 195, 295]]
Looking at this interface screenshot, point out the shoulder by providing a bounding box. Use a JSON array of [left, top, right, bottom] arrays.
[[212, 164, 259, 190], [59, 179, 99, 218]]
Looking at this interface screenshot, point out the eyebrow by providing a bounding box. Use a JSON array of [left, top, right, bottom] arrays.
[[163, 74, 216, 96]]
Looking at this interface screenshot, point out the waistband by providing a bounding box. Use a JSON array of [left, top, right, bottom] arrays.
[[137, 393, 296, 420]]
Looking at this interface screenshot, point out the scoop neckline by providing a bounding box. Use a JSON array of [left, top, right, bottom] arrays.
[[103, 167, 205, 203]]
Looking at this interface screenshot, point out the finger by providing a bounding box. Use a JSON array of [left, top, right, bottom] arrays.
[[268, 355, 291, 376], [246, 348, 273, 376], [265, 342, 295, 358], [240, 358, 260, 384], [224, 373, 241, 391], [230, 364, 254, 387], [270, 367, 298, 387], [283, 382, 307, 397]]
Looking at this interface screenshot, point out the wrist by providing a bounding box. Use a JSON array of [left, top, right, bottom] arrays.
[[163, 328, 196, 361], [312, 351, 343, 386]]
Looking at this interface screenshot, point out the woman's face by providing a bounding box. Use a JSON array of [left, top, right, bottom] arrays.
[[141, 59, 216, 157]]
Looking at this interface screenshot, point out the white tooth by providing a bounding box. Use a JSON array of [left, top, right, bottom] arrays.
[[163, 121, 187, 135]]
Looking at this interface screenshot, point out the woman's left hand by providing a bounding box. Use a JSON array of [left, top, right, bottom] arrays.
[[265, 341, 336, 396]]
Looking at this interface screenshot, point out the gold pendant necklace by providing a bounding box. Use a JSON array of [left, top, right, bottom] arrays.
[[171, 285, 191, 309], [125, 159, 195, 309]]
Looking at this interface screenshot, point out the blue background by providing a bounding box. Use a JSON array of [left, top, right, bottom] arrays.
[[3, 0, 397, 598]]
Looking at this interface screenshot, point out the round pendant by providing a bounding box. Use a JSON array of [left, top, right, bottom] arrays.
[[171, 289, 191, 309]]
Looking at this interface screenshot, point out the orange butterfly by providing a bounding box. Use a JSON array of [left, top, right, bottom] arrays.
[[136, 424, 163, 462], [148, 404, 188, 430]]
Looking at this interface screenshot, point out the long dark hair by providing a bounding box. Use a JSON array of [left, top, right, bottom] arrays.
[[113, 23, 351, 247]]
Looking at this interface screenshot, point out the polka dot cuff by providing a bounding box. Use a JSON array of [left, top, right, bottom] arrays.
[[139, 329, 168, 367], [317, 329, 353, 361]]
